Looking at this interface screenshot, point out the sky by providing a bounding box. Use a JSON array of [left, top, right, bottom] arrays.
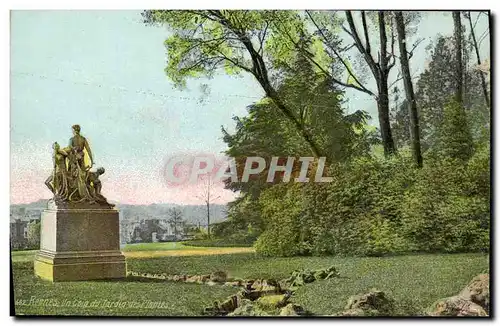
[[10, 10, 490, 205]]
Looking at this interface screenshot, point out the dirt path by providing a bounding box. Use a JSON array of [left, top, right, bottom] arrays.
[[124, 247, 255, 258]]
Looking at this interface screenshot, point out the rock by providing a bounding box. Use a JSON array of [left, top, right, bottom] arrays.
[[227, 299, 270, 316], [324, 266, 340, 279], [186, 275, 201, 283], [218, 295, 239, 315], [206, 281, 217, 286], [341, 308, 380, 316], [172, 275, 182, 282], [314, 269, 328, 280], [429, 296, 488, 316], [459, 274, 489, 312], [224, 280, 242, 287], [251, 279, 281, 294], [279, 303, 306, 316], [344, 289, 394, 316], [210, 271, 228, 283], [200, 274, 211, 283], [256, 294, 288, 309]]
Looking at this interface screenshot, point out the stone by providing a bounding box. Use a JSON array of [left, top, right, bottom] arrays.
[[344, 289, 394, 316], [186, 275, 201, 283], [251, 279, 281, 293], [256, 294, 288, 309], [210, 271, 228, 283], [459, 274, 489, 312], [429, 296, 488, 316], [200, 274, 211, 283], [34, 207, 126, 282], [206, 281, 217, 286], [279, 303, 306, 316], [218, 295, 239, 314], [224, 280, 242, 287], [227, 299, 270, 316], [341, 308, 380, 317]]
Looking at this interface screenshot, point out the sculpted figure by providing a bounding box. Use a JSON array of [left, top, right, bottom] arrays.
[[87, 167, 109, 203], [68, 124, 93, 172], [46, 125, 112, 207], [45, 142, 69, 200]]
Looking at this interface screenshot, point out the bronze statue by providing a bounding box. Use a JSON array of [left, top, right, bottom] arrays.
[[44, 142, 69, 199], [45, 125, 112, 207]]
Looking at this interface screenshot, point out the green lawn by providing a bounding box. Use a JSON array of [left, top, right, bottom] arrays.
[[13, 261, 235, 316], [12, 250, 488, 316]]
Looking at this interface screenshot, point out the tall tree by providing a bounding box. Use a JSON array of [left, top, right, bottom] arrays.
[[167, 207, 184, 240], [196, 178, 221, 239], [303, 11, 398, 156], [395, 11, 422, 167], [466, 11, 490, 108], [143, 10, 325, 157], [452, 11, 464, 106], [344, 11, 396, 156]]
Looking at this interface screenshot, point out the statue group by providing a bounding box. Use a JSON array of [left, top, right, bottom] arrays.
[[45, 125, 112, 206]]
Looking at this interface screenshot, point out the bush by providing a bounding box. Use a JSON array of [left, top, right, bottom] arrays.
[[254, 146, 490, 257], [254, 183, 305, 256]]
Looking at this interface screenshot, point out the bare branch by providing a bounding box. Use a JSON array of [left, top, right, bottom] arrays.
[[407, 38, 424, 60], [257, 20, 269, 55], [305, 10, 375, 96], [276, 13, 375, 96], [361, 11, 371, 55], [477, 28, 490, 47], [345, 11, 379, 75]]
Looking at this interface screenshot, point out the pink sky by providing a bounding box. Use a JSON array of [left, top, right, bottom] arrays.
[[10, 145, 237, 205]]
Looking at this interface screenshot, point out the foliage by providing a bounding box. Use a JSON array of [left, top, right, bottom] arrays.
[[254, 146, 489, 256], [26, 221, 40, 249], [143, 10, 490, 259]]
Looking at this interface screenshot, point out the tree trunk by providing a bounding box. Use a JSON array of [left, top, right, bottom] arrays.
[[467, 11, 490, 108], [453, 11, 464, 106], [344, 11, 397, 157], [206, 201, 210, 239], [225, 14, 324, 158], [395, 11, 423, 167], [376, 74, 396, 156]]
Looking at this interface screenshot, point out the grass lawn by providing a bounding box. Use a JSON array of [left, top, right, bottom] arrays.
[[127, 252, 489, 315], [11, 243, 255, 262], [12, 249, 489, 316], [13, 261, 235, 316]]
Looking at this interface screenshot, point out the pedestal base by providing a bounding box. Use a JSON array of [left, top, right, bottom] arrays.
[[34, 250, 126, 281], [34, 207, 126, 282]]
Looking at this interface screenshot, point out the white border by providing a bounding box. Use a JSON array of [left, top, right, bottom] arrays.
[[2, 1, 496, 326]]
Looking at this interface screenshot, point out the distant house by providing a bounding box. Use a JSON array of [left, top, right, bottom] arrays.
[[121, 218, 177, 244], [10, 209, 41, 250]]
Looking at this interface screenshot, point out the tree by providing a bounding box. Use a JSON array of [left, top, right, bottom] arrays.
[[465, 11, 490, 108], [143, 10, 326, 157], [302, 11, 399, 156], [196, 178, 220, 239], [395, 11, 422, 167], [435, 100, 473, 161], [167, 207, 184, 240], [452, 11, 464, 106], [413, 35, 486, 148], [26, 221, 40, 249]]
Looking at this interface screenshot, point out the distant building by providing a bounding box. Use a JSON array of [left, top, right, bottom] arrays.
[[10, 209, 41, 250], [120, 218, 178, 244]]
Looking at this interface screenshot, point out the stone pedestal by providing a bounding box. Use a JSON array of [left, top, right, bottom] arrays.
[[34, 205, 126, 282]]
